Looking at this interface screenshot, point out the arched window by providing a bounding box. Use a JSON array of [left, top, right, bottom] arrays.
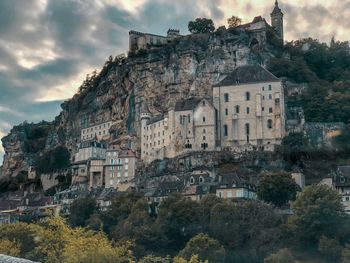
[[224, 125, 228, 136], [267, 119, 273, 129], [190, 177, 195, 184], [246, 107, 250, 114], [245, 92, 250, 101]]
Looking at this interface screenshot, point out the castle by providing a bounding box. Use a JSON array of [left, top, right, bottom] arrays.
[[129, 0, 284, 53]]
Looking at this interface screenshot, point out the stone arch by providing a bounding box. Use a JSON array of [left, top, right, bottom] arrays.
[[249, 38, 259, 48]]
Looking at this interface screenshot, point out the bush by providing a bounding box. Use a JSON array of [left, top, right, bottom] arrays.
[[264, 248, 296, 263], [35, 146, 70, 174], [318, 236, 342, 262]]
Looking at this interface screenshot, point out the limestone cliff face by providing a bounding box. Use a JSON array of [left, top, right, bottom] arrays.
[[1, 30, 274, 178]]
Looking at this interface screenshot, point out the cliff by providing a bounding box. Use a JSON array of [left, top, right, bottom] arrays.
[[0, 29, 276, 181]]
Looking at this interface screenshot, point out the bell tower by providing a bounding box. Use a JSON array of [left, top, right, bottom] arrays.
[[270, 0, 284, 43]]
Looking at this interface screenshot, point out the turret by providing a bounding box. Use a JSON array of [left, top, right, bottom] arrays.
[[270, 0, 284, 43]]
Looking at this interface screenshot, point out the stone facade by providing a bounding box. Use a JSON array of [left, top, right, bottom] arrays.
[[104, 145, 137, 189], [129, 29, 180, 53], [141, 97, 217, 164], [81, 121, 113, 142], [89, 159, 105, 189], [213, 65, 286, 151], [74, 141, 106, 162]]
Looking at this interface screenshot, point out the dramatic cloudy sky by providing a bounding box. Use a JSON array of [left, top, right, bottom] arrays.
[[0, 0, 349, 163]]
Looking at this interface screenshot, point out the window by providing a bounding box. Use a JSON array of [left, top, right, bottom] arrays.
[[246, 107, 250, 114], [225, 108, 228, 115], [188, 114, 191, 123], [224, 93, 229, 102], [202, 101, 206, 106], [262, 86, 264, 91], [224, 124, 228, 136], [268, 85, 272, 90], [262, 107, 265, 111], [235, 105, 240, 114], [245, 92, 250, 101], [199, 176, 204, 183], [203, 129, 206, 134], [203, 116, 206, 122], [227, 191, 233, 198], [269, 107, 273, 113], [267, 119, 273, 129], [190, 177, 195, 184], [269, 94, 272, 100], [203, 136, 206, 141], [245, 123, 250, 135]]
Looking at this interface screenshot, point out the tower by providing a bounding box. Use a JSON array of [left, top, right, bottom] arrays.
[[140, 101, 151, 160], [270, 0, 284, 43]]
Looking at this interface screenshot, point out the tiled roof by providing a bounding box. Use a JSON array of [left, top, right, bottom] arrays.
[[213, 65, 280, 87], [147, 114, 164, 125], [174, 97, 203, 111]]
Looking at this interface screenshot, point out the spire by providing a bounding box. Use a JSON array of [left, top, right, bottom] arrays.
[[271, 0, 283, 15]]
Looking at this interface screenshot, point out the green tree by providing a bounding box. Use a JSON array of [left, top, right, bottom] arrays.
[[188, 18, 215, 34], [178, 233, 225, 263], [227, 16, 242, 28], [288, 185, 344, 247], [155, 194, 201, 254], [318, 236, 343, 262], [69, 196, 97, 227], [35, 146, 70, 174], [139, 255, 172, 263], [264, 248, 296, 263], [257, 173, 299, 207]]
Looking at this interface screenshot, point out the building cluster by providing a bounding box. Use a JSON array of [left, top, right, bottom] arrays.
[[141, 64, 286, 164]]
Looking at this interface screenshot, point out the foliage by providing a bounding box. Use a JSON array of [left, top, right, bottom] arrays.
[[139, 255, 172, 263], [257, 172, 299, 207], [178, 233, 225, 263], [288, 185, 344, 247], [210, 200, 282, 261], [264, 248, 296, 263], [35, 146, 70, 174], [174, 255, 208, 263], [0, 239, 21, 257], [69, 196, 97, 227], [24, 123, 51, 153], [0, 216, 135, 263], [268, 38, 350, 124], [227, 16, 242, 28], [188, 18, 215, 34], [318, 236, 343, 262], [281, 132, 309, 163]]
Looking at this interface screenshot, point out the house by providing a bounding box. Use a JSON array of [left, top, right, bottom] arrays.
[[104, 145, 137, 189], [213, 65, 286, 151], [80, 121, 113, 142], [215, 173, 257, 200], [141, 97, 217, 164]]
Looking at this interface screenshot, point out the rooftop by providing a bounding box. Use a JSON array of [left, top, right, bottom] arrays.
[[213, 65, 280, 87]]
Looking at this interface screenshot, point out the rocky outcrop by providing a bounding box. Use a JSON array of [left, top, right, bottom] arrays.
[[1, 29, 275, 180]]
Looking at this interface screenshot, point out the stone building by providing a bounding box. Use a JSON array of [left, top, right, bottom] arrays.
[[213, 64, 286, 151], [129, 29, 180, 53], [89, 158, 105, 189], [104, 145, 137, 189], [238, 0, 284, 47], [74, 140, 106, 162], [80, 121, 113, 142], [141, 97, 217, 164]]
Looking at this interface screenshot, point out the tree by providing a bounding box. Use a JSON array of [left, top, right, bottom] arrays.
[[35, 146, 70, 174], [227, 16, 242, 28], [155, 194, 201, 254], [264, 248, 296, 263], [288, 185, 344, 247], [210, 200, 282, 259], [69, 196, 97, 227], [257, 173, 299, 207], [139, 255, 172, 263], [188, 18, 215, 34], [318, 236, 343, 262], [178, 233, 225, 263], [0, 239, 20, 257]]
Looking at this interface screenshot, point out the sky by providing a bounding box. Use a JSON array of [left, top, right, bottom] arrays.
[[0, 0, 349, 164]]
